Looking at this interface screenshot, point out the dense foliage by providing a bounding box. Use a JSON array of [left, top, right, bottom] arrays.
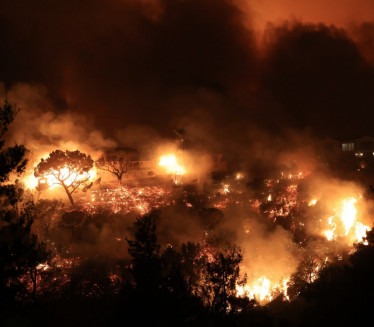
[[34, 150, 94, 205]]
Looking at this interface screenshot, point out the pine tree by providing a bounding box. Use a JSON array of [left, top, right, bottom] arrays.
[[0, 101, 49, 306]]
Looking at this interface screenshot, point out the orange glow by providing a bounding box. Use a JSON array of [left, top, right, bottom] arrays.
[[236, 173, 244, 180], [22, 171, 40, 189], [341, 198, 357, 235], [308, 198, 317, 206], [78, 185, 171, 215], [322, 197, 370, 244], [42, 167, 90, 189], [236, 276, 290, 303], [22, 153, 97, 191], [158, 154, 185, 175]]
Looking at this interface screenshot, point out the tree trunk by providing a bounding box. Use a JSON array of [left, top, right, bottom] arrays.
[[62, 183, 75, 206], [117, 176, 123, 188]]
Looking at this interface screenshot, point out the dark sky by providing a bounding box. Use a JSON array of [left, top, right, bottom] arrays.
[[1, 0, 374, 142]]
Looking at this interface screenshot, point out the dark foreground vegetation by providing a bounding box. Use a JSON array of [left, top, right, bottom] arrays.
[[2, 105, 374, 327]]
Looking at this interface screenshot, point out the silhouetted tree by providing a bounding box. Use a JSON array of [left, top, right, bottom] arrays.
[[180, 242, 206, 296], [0, 101, 49, 306], [0, 201, 49, 302], [96, 148, 135, 187], [0, 101, 27, 200], [33, 199, 65, 242], [202, 246, 246, 315], [127, 211, 161, 291], [34, 150, 94, 205], [58, 210, 88, 250], [161, 246, 188, 296], [287, 251, 322, 300], [158, 242, 205, 296]]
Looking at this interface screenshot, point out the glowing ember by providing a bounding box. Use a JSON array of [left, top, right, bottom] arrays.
[[36, 263, 50, 271], [236, 173, 244, 180], [308, 199, 317, 206], [78, 185, 171, 215]]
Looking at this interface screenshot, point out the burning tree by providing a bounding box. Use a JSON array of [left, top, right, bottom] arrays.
[[96, 148, 134, 187], [202, 246, 246, 315], [34, 150, 94, 206]]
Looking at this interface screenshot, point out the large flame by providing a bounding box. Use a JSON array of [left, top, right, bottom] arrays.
[[236, 276, 290, 303], [41, 166, 94, 189], [341, 198, 357, 235], [323, 197, 370, 244], [23, 160, 96, 191], [159, 154, 185, 175]]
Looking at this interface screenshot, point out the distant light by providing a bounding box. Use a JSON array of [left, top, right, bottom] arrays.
[[355, 152, 363, 157], [236, 173, 244, 180]]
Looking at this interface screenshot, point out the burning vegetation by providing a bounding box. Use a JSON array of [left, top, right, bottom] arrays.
[[2, 94, 374, 327], [2, 98, 374, 317], [2, 0, 374, 325]]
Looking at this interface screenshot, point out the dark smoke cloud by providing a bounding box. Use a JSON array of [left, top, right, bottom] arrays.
[[0, 0, 256, 136], [258, 22, 374, 139], [350, 21, 374, 66], [0, 0, 373, 150]]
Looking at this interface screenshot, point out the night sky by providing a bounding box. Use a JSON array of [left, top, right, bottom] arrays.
[[1, 0, 374, 141]]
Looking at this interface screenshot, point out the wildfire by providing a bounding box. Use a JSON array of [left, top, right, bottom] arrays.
[[78, 185, 171, 215], [17, 154, 374, 307], [341, 198, 357, 235], [308, 199, 317, 206], [22, 156, 97, 191], [236, 276, 290, 303], [159, 154, 185, 175], [355, 222, 370, 244], [322, 197, 370, 244], [323, 216, 336, 241], [38, 166, 95, 189], [22, 171, 40, 189]]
